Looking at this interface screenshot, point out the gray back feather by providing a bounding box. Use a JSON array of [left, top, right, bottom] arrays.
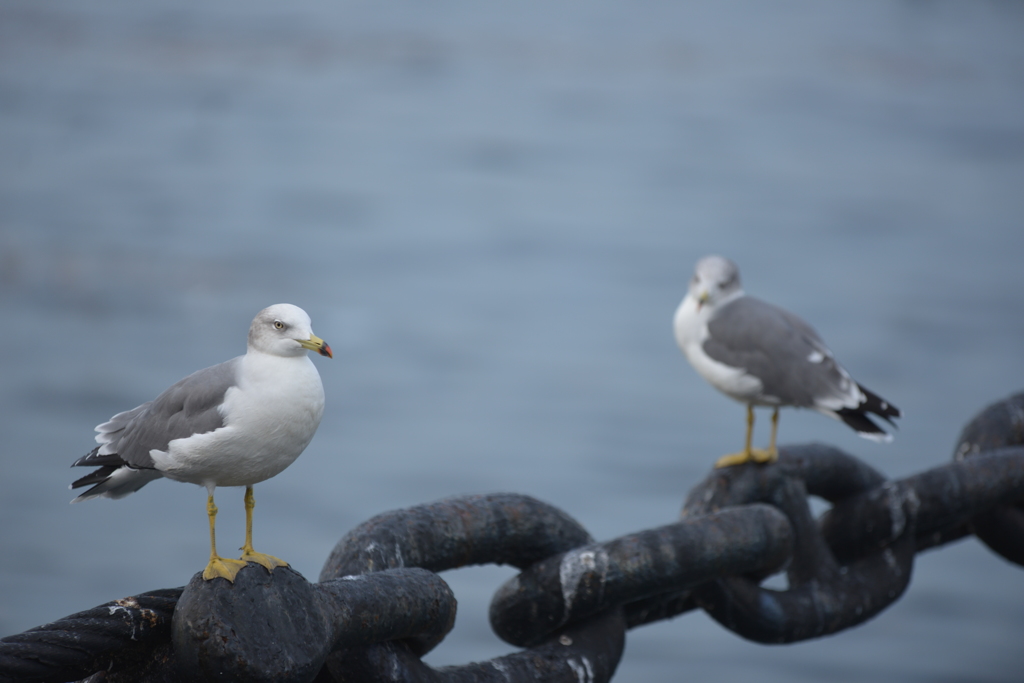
[[96, 357, 240, 468], [704, 296, 853, 407]]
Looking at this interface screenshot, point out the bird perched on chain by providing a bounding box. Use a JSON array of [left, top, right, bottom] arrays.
[[70, 303, 332, 582], [673, 255, 900, 467]]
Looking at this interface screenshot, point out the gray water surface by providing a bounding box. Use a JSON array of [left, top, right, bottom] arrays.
[[2, 2, 1023, 681]]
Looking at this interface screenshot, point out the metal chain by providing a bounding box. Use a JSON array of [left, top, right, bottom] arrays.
[[0, 589, 180, 683], [1, 392, 1021, 683]]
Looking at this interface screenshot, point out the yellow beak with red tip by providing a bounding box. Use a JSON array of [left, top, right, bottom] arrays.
[[298, 334, 333, 358]]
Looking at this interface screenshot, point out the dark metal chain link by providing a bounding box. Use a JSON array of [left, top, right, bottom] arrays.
[[1, 393, 1022, 683]]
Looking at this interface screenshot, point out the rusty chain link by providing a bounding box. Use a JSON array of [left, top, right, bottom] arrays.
[[1, 392, 1022, 683]]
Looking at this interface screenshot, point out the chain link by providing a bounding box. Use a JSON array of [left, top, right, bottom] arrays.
[[1, 393, 1021, 683]]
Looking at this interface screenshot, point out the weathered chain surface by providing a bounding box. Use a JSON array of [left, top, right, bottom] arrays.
[[1, 392, 1021, 683]]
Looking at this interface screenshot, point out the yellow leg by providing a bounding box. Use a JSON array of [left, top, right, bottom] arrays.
[[715, 405, 776, 468], [239, 486, 288, 572], [203, 492, 247, 582], [759, 408, 780, 463]]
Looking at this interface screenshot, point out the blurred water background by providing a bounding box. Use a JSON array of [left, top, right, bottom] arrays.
[[2, 2, 1023, 681]]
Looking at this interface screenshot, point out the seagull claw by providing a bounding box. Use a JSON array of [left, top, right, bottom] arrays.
[[714, 447, 777, 468], [750, 446, 779, 464], [240, 550, 289, 573], [203, 556, 248, 582]]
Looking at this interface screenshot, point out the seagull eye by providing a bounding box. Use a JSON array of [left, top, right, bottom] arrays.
[[274, 320, 285, 330]]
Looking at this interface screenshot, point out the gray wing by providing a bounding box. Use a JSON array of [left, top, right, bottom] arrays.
[[703, 296, 855, 407], [75, 357, 241, 470]]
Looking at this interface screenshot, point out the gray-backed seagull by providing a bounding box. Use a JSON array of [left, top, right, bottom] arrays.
[[673, 255, 900, 467], [70, 303, 332, 582]]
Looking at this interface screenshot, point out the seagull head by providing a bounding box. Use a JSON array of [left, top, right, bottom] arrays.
[[689, 255, 743, 311], [248, 304, 333, 359]]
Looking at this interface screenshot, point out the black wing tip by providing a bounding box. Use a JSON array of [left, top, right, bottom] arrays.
[[71, 447, 127, 469], [834, 408, 895, 442], [857, 385, 901, 421], [71, 446, 100, 468], [70, 465, 118, 490], [837, 385, 901, 441]]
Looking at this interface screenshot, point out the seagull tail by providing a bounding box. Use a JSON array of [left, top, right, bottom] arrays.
[[70, 463, 162, 503], [833, 384, 902, 443]]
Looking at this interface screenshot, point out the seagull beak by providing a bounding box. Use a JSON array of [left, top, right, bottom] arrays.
[[298, 334, 333, 358], [697, 291, 709, 311]]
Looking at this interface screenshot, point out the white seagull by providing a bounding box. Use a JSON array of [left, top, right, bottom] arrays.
[[673, 255, 900, 467], [70, 303, 332, 582]]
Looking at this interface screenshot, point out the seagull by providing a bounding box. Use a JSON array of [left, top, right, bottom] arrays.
[[673, 255, 900, 467], [70, 303, 332, 582]]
